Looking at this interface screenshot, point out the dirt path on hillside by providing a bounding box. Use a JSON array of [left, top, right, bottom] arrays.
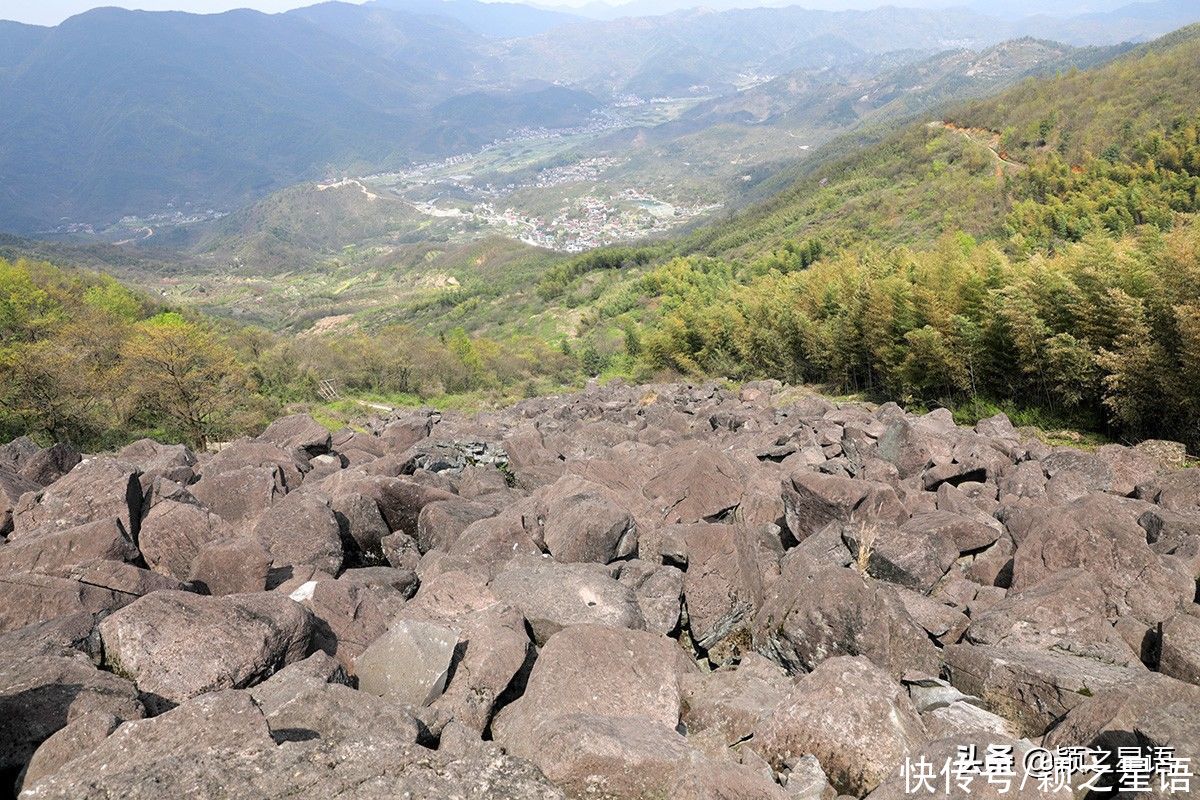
[[932, 121, 1027, 175]]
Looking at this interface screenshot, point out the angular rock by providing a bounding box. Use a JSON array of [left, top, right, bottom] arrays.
[[0, 518, 137, 576], [99, 590, 312, 712], [489, 556, 645, 644], [752, 655, 928, 797], [643, 447, 748, 524], [0, 467, 40, 534], [18, 443, 82, 488], [533, 476, 637, 564], [189, 536, 272, 595], [21, 689, 565, 800], [11, 457, 141, 539], [190, 464, 287, 526], [904, 509, 1001, 555], [258, 414, 332, 458], [680, 653, 792, 746], [417, 497, 498, 554], [675, 522, 778, 662], [0, 572, 126, 634], [1042, 675, 1200, 799], [753, 557, 940, 679], [842, 519, 958, 594], [1011, 494, 1194, 626], [17, 709, 123, 794], [493, 624, 693, 743], [0, 647, 142, 779], [782, 471, 907, 543], [944, 643, 1144, 736], [355, 618, 459, 707], [288, 576, 408, 672], [1159, 609, 1200, 686], [138, 494, 230, 581], [251, 490, 343, 575], [616, 559, 683, 635], [965, 568, 1143, 667], [116, 439, 195, 493]]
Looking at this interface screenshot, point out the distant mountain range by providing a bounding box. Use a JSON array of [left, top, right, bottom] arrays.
[[0, 0, 1198, 234]]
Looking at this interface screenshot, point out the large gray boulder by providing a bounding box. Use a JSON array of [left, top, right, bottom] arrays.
[[0, 645, 142, 781], [680, 653, 792, 746], [964, 568, 1143, 666], [944, 643, 1145, 736], [675, 522, 779, 663], [354, 618, 459, 707], [1011, 494, 1194, 626], [530, 476, 637, 564], [492, 624, 693, 744], [1043, 675, 1200, 800], [251, 490, 343, 575], [1159, 609, 1200, 686], [138, 494, 230, 581]]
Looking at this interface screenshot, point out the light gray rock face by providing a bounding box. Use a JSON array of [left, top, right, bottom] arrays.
[[99, 590, 312, 712], [355, 618, 459, 707], [400, 570, 533, 733], [286, 575, 408, 672], [616, 559, 683, 635]]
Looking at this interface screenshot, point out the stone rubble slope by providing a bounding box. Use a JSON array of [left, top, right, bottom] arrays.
[[1, 380, 1198, 799]]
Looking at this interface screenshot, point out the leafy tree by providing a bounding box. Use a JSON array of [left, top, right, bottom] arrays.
[[121, 313, 248, 449]]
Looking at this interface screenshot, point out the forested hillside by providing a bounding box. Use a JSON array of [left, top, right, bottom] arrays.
[[510, 25, 1200, 449], [6, 20, 1200, 455], [0, 258, 584, 450]]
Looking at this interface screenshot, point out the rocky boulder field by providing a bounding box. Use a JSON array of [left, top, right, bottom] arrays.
[[2, 380, 1199, 799]]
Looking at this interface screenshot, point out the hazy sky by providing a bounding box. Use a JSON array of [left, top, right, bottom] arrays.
[[0, 0, 367, 26]]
